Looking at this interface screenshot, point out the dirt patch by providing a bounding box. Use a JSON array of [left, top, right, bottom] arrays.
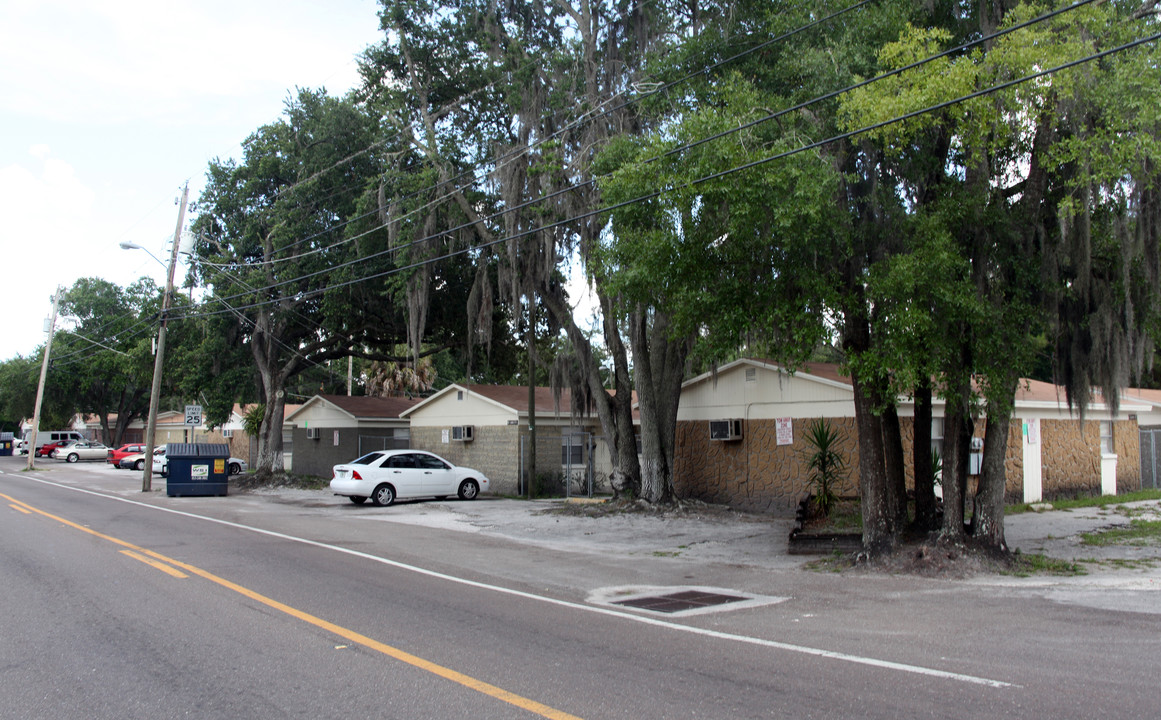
[[810, 536, 1031, 578], [230, 473, 328, 494], [541, 497, 774, 524]]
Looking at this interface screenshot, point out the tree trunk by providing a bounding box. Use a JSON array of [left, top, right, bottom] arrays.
[[252, 313, 287, 476], [972, 380, 1017, 549], [912, 378, 938, 531], [539, 286, 640, 498], [851, 375, 894, 556], [257, 386, 286, 477], [940, 397, 972, 542], [881, 403, 908, 531], [630, 306, 692, 505]]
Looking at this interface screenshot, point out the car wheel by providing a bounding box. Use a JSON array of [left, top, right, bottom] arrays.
[[371, 484, 396, 507], [66, 453, 79, 463], [349, 496, 367, 505], [228, 462, 241, 476], [134, 459, 145, 471], [457, 479, 479, 500]]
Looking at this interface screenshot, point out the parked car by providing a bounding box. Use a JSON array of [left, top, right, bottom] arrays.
[[32, 430, 85, 456], [38, 441, 70, 458], [52, 440, 110, 463], [330, 450, 490, 507], [107, 443, 146, 465], [153, 448, 247, 477], [119, 445, 167, 471]]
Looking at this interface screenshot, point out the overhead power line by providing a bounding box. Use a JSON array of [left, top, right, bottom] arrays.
[[190, 0, 1111, 314], [177, 28, 1161, 322]]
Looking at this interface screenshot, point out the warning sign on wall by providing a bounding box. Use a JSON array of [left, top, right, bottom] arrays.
[[776, 418, 793, 446]]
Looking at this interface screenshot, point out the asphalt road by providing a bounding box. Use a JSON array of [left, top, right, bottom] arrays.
[[2, 456, 1160, 719]]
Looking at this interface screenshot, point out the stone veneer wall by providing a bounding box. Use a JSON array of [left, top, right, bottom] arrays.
[[1114, 418, 1141, 491], [674, 415, 1141, 513], [1039, 418, 1140, 499], [673, 417, 860, 514]]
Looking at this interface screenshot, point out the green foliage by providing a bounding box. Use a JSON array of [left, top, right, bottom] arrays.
[[802, 418, 848, 517], [243, 404, 264, 437], [1007, 489, 1161, 515], [37, 277, 173, 443], [1080, 520, 1161, 547]]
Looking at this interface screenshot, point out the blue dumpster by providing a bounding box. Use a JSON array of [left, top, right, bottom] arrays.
[[166, 443, 230, 497], [0, 433, 13, 456]]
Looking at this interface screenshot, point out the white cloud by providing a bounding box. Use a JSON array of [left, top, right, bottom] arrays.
[[1, 0, 381, 126], [0, 0, 384, 361]]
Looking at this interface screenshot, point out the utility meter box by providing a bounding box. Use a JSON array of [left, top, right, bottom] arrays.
[[166, 443, 230, 497]]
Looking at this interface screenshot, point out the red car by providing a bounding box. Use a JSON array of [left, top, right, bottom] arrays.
[[36, 441, 68, 458], [107, 443, 147, 465]]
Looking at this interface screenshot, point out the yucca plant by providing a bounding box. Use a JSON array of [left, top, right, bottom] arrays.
[[803, 418, 847, 517]]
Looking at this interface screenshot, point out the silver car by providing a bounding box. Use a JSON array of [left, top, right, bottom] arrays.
[[52, 440, 110, 463]]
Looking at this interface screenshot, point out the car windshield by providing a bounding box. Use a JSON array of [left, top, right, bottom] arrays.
[[351, 452, 386, 466]]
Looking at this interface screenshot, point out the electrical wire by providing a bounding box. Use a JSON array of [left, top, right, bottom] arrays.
[[218, 0, 871, 268], [192, 0, 1113, 313], [176, 28, 1161, 322]]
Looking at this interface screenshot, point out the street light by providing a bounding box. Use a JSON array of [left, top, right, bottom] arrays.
[[122, 182, 189, 492], [119, 240, 165, 265]]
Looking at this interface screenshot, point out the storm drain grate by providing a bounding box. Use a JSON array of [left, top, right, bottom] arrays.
[[611, 590, 748, 614]]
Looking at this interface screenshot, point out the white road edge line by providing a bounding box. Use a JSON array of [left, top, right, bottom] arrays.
[[20, 475, 1015, 689]]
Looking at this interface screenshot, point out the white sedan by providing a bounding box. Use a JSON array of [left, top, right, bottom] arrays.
[[331, 450, 490, 507]]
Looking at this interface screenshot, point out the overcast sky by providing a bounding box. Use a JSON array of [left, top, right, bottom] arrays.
[[0, 0, 384, 361]]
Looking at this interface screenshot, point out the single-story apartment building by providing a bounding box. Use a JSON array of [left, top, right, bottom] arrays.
[[284, 395, 420, 478], [402, 384, 616, 496], [673, 358, 1156, 514]]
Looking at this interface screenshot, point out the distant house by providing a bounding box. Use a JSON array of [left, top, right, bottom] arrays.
[[284, 395, 420, 478], [401, 384, 613, 496], [674, 359, 1150, 514]]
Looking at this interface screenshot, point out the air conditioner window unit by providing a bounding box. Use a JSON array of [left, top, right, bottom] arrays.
[[452, 425, 474, 442], [222, 429, 234, 438], [305, 427, 320, 440], [709, 419, 743, 441]]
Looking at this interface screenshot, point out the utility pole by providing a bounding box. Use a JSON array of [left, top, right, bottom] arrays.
[[141, 182, 189, 492], [26, 286, 63, 471], [526, 296, 536, 498]]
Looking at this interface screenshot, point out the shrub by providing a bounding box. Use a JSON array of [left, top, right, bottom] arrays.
[[803, 418, 848, 517]]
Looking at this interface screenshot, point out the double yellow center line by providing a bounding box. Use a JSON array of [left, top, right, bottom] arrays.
[[2, 492, 583, 720]]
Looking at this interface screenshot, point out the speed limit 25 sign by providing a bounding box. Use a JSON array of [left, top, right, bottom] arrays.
[[184, 404, 203, 426]]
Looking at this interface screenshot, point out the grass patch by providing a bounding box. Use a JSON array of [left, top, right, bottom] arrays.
[[1006, 489, 1161, 515], [804, 551, 853, 573], [1080, 519, 1161, 547], [1004, 551, 1087, 577]]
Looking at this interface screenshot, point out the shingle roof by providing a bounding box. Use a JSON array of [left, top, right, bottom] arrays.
[[458, 385, 589, 415], [313, 394, 421, 419]]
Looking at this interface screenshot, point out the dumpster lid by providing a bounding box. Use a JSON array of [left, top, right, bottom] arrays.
[[166, 443, 230, 459]]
